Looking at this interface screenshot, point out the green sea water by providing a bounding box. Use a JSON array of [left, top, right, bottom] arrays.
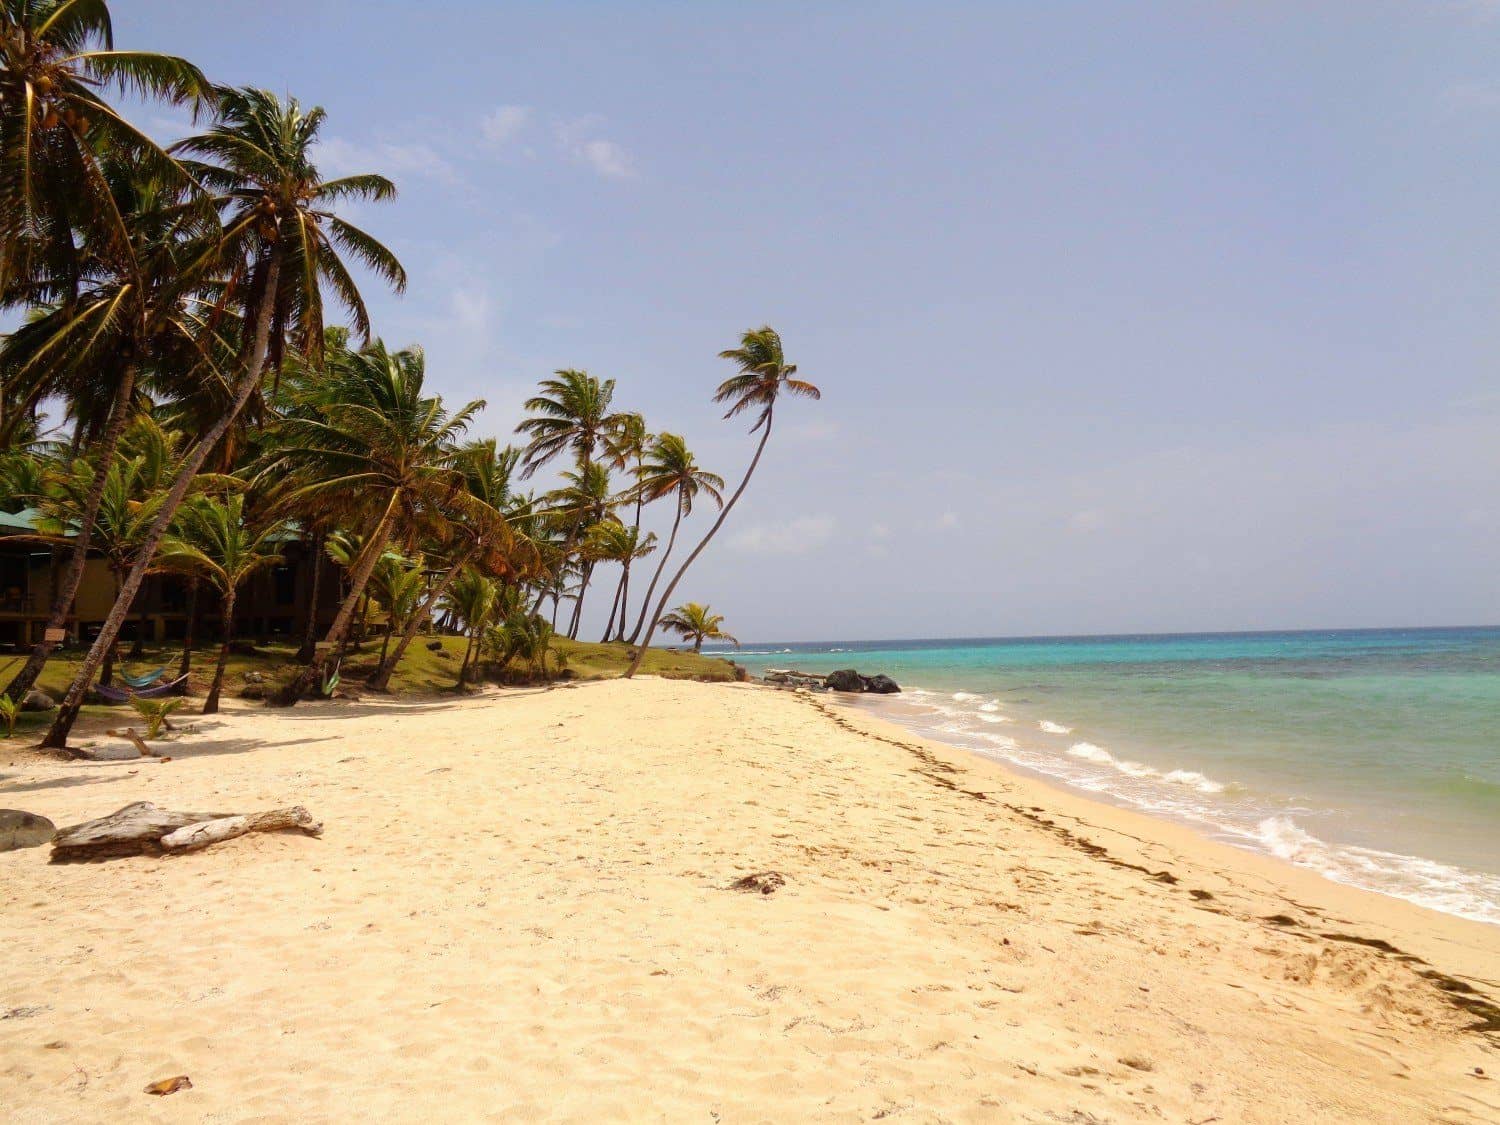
[[727, 628, 1500, 924]]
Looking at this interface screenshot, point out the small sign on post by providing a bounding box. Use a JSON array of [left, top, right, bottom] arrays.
[[44, 627, 66, 643]]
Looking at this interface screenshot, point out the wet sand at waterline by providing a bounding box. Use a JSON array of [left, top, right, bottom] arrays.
[[2, 679, 1496, 1122]]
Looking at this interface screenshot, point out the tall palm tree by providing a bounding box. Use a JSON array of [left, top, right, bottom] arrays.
[[0, 0, 212, 301], [583, 520, 657, 642], [657, 602, 738, 654], [156, 492, 284, 713], [261, 339, 481, 705], [625, 433, 723, 644], [626, 327, 818, 678], [543, 459, 614, 638], [515, 369, 626, 478], [1, 156, 223, 703], [43, 89, 405, 746]]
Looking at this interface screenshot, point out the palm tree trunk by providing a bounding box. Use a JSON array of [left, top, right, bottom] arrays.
[[626, 412, 774, 679], [178, 576, 200, 678], [600, 568, 625, 642], [271, 490, 401, 707], [628, 500, 683, 644], [3, 363, 138, 702], [613, 558, 634, 642], [44, 254, 284, 747], [567, 561, 594, 639], [203, 588, 235, 715], [368, 541, 478, 691], [456, 628, 478, 689], [295, 530, 325, 663]]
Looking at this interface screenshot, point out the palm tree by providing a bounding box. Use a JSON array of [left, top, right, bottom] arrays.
[[625, 433, 724, 644], [658, 602, 738, 654], [626, 327, 818, 677], [583, 520, 656, 642], [368, 439, 531, 691], [1, 156, 223, 703], [544, 460, 616, 638], [516, 369, 627, 478], [43, 89, 405, 746], [0, 0, 212, 301], [442, 567, 498, 688], [156, 492, 284, 713], [262, 339, 481, 705]]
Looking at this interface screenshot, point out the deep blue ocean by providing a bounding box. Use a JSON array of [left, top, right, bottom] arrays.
[[724, 627, 1500, 924]]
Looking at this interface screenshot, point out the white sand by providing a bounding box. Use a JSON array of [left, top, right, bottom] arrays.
[[2, 678, 1497, 1122]]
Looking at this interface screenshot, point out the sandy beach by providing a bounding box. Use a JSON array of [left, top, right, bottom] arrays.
[[2, 678, 1497, 1123]]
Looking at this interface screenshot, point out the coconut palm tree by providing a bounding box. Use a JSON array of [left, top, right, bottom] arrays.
[[368, 439, 532, 691], [516, 369, 627, 478], [657, 602, 738, 654], [626, 327, 818, 678], [261, 339, 482, 705], [43, 89, 405, 746], [1, 156, 224, 703], [442, 567, 498, 688], [0, 0, 212, 301], [543, 460, 615, 638], [624, 433, 723, 644], [156, 492, 284, 713], [583, 520, 656, 642]]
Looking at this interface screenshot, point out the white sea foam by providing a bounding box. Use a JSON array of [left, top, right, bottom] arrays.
[[1067, 741, 1113, 763], [1164, 769, 1227, 794], [1039, 720, 1073, 734], [952, 691, 982, 702], [976, 713, 1009, 724]]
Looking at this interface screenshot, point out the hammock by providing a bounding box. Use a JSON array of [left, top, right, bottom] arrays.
[[93, 674, 189, 704], [119, 666, 167, 690]]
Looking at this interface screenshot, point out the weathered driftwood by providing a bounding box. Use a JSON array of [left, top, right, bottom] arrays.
[[160, 807, 322, 853], [49, 800, 319, 861]]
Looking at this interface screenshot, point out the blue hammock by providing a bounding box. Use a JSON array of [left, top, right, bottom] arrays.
[[119, 666, 167, 690], [94, 674, 189, 704]]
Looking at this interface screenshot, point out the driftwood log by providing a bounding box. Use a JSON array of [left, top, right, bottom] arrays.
[[160, 807, 322, 853], [50, 801, 321, 862]]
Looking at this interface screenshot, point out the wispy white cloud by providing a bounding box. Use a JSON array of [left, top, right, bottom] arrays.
[[730, 515, 836, 555], [481, 104, 532, 147], [555, 115, 636, 180]]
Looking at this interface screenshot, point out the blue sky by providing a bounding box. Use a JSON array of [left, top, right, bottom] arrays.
[[121, 1, 1500, 640]]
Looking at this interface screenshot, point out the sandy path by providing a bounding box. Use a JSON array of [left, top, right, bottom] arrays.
[[2, 679, 1496, 1123]]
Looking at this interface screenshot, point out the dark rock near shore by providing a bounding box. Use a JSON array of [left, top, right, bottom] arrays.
[[861, 674, 901, 694], [825, 669, 865, 693], [0, 810, 55, 852], [426, 640, 444, 651]]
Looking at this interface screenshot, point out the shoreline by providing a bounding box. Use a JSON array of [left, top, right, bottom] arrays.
[[823, 684, 1500, 929], [3, 678, 1497, 1121]]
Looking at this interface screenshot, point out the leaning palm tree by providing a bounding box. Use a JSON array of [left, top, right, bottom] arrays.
[[1, 156, 224, 704], [261, 339, 482, 705], [658, 602, 738, 654], [515, 369, 627, 479], [624, 433, 723, 644], [156, 492, 284, 713], [0, 0, 212, 301], [43, 89, 405, 746], [626, 327, 818, 677]]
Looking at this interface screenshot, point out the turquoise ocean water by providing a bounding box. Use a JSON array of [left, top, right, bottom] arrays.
[[725, 628, 1500, 924]]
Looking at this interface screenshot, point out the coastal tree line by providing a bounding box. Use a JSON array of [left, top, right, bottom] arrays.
[[0, 0, 819, 746]]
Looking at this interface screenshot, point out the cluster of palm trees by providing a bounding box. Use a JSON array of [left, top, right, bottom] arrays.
[[0, 1, 819, 747]]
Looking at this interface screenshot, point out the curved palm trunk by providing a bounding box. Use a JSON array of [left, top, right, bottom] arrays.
[[626, 412, 774, 679], [3, 363, 138, 702], [600, 568, 625, 642], [295, 531, 325, 664], [44, 255, 284, 747], [178, 576, 200, 678], [567, 561, 594, 639], [627, 500, 684, 644], [203, 588, 235, 715], [271, 490, 401, 707], [368, 541, 479, 691]]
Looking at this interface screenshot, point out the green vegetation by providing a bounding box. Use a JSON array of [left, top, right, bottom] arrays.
[[0, 2, 811, 747]]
